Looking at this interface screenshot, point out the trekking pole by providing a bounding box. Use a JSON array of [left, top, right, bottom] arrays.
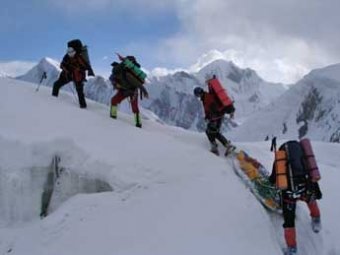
[[69, 82, 78, 104], [127, 96, 132, 112], [35, 72, 47, 92], [270, 136, 283, 208]]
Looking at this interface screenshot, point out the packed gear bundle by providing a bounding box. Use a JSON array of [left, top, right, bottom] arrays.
[[300, 138, 321, 182], [206, 75, 234, 114], [118, 54, 147, 82], [272, 138, 321, 196], [111, 54, 147, 92]]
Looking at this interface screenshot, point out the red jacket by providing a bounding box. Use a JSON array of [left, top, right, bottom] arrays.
[[200, 92, 223, 120], [60, 54, 90, 82]]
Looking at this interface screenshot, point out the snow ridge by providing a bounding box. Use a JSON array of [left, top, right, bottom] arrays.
[[230, 64, 340, 143]]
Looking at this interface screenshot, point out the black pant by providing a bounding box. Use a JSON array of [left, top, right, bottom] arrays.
[[205, 118, 229, 146], [52, 73, 86, 108], [282, 193, 297, 228]]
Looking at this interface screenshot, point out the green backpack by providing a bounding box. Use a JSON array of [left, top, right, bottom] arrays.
[[113, 55, 147, 89]]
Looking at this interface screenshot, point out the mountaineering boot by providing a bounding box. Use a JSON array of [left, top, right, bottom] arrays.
[[210, 142, 219, 155], [135, 113, 142, 128], [110, 105, 117, 119], [79, 97, 87, 109], [284, 246, 297, 255], [311, 217, 321, 233], [224, 142, 236, 156], [307, 200, 321, 233], [284, 228, 297, 255]]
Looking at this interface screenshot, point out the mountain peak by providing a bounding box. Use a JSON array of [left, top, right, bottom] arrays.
[[189, 50, 236, 72], [306, 63, 340, 82], [17, 57, 61, 85], [37, 57, 60, 70], [197, 58, 261, 85]]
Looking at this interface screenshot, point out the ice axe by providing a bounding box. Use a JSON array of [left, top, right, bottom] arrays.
[[35, 71, 47, 92], [270, 136, 277, 152], [116, 52, 125, 61]]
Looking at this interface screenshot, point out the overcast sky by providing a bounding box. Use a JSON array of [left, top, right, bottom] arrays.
[[1, 0, 340, 83]]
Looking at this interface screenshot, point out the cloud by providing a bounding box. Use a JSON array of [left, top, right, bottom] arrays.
[[148, 0, 340, 83], [149, 67, 185, 78], [0, 61, 36, 77], [48, 0, 176, 15], [45, 0, 340, 83]]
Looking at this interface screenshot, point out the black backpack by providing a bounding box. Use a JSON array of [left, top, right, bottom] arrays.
[[111, 62, 135, 90], [279, 141, 309, 191], [110, 56, 144, 90]]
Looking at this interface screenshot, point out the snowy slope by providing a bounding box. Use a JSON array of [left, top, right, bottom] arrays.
[[0, 77, 339, 255], [230, 64, 340, 143]]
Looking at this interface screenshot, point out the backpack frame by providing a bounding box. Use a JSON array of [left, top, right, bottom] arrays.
[[280, 141, 309, 193]]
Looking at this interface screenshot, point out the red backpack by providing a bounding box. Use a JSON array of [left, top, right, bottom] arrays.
[[207, 77, 234, 113]]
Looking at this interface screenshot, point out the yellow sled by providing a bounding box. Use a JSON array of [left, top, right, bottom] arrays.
[[233, 150, 281, 213]]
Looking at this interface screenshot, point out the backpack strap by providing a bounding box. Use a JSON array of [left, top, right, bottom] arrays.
[[285, 143, 296, 192]]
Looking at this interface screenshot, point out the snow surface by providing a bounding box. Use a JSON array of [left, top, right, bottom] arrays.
[[0, 77, 339, 255]]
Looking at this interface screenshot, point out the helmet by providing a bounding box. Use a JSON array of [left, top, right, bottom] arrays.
[[193, 87, 204, 97]]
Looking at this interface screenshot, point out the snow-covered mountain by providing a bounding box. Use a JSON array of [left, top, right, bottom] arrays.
[[0, 61, 36, 78], [0, 70, 9, 78], [17, 57, 114, 105], [17, 57, 61, 86], [198, 60, 287, 111], [1, 77, 340, 255], [230, 63, 340, 143], [142, 59, 286, 130], [17, 57, 286, 131], [140, 71, 205, 130]]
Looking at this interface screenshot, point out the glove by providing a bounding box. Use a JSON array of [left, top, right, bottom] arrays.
[[312, 182, 322, 200], [139, 85, 149, 99], [307, 182, 322, 202], [88, 68, 95, 77]]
